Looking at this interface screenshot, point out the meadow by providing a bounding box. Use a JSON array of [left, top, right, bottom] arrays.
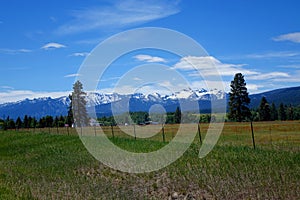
[[0, 121, 299, 199]]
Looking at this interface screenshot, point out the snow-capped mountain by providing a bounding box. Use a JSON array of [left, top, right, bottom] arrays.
[[1, 86, 298, 119], [0, 88, 228, 119]]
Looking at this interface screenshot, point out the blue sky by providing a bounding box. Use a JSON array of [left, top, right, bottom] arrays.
[[1, 0, 300, 103]]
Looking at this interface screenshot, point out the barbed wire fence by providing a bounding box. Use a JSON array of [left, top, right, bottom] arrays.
[[5, 121, 300, 151]]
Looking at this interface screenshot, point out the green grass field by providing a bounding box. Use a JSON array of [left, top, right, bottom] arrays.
[[0, 121, 299, 199]]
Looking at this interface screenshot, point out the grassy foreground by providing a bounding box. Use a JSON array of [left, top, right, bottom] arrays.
[[0, 130, 299, 199]]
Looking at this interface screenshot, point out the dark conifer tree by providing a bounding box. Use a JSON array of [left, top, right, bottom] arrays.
[[258, 97, 271, 121], [228, 73, 251, 122], [70, 81, 89, 127], [278, 103, 287, 121], [23, 115, 29, 128], [16, 117, 22, 129], [270, 102, 278, 121], [174, 106, 181, 124]]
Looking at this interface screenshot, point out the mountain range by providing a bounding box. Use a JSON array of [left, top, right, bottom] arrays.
[[0, 86, 299, 119]]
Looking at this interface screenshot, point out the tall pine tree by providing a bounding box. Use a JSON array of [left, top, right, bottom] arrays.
[[174, 106, 181, 124], [270, 102, 278, 121], [228, 73, 251, 122], [258, 97, 271, 121], [70, 81, 89, 127], [278, 103, 287, 121]]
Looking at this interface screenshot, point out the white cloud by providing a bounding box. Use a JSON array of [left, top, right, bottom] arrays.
[[99, 76, 121, 82], [246, 51, 300, 59], [41, 42, 66, 50], [0, 86, 14, 90], [70, 52, 90, 57], [133, 77, 142, 81], [134, 54, 167, 63], [0, 48, 32, 54], [273, 32, 300, 43], [173, 56, 256, 76], [277, 64, 300, 69], [0, 90, 70, 104], [64, 73, 81, 78], [55, 0, 180, 35], [247, 72, 290, 80], [271, 70, 300, 83]]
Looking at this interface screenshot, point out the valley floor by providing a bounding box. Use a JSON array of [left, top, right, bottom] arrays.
[[0, 121, 299, 199]]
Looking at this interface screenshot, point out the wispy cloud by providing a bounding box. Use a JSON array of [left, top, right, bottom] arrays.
[[247, 72, 290, 80], [55, 0, 180, 35], [41, 42, 66, 50], [173, 56, 255, 76], [133, 77, 142, 81], [99, 76, 121, 82], [0, 90, 70, 104], [271, 70, 300, 83], [0, 86, 14, 90], [246, 51, 300, 59], [134, 54, 167, 63], [273, 32, 300, 43], [0, 48, 32, 54], [64, 73, 81, 78], [277, 64, 300, 69], [75, 37, 105, 45], [70, 52, 90, 57]]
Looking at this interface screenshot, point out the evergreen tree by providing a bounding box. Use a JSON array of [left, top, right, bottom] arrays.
[[53, 116, 59, 127], [23, 115, 29, 128], [278, 103, 287, 121], [70, 81, 89, 127], [16, 117, 22, 129], [270, 103, 278, 121], [287, 104, 294, 120], [45, 115, 53, 127], [28, 116, 33, 128], [66, 94, 74, 127], [58, 115, 65, 127], [38, 118, 46, 128], [258, 97, 271, 121], [7, 119, 15, 129], [174, 106, 181, 124], [228, 73, 251, 122]]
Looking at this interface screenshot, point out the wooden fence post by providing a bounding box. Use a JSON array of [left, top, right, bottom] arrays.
[[134, 124, 136, 140], [111, 124, 114, 138], [251, 121, 256, 150], [198, 123, 202, 144], [162, 124, 165, 143]]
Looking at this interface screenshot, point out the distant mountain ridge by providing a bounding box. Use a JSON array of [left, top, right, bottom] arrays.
[[0, 86, 299, 119], [249, 86, 300, 107]]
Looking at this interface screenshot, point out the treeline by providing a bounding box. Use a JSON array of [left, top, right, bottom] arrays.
[[0, 115, 73, 130], [97, 109, 216, 125], [251, 97, 300, 121]]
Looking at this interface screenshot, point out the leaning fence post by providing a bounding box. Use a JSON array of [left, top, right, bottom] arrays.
[[251, 121, 256, 149], [198, 123, 202, 144], [94, 125, 97, 136]]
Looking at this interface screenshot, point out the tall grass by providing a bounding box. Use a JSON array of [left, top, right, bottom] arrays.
[[0, 126, 299, 199]]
